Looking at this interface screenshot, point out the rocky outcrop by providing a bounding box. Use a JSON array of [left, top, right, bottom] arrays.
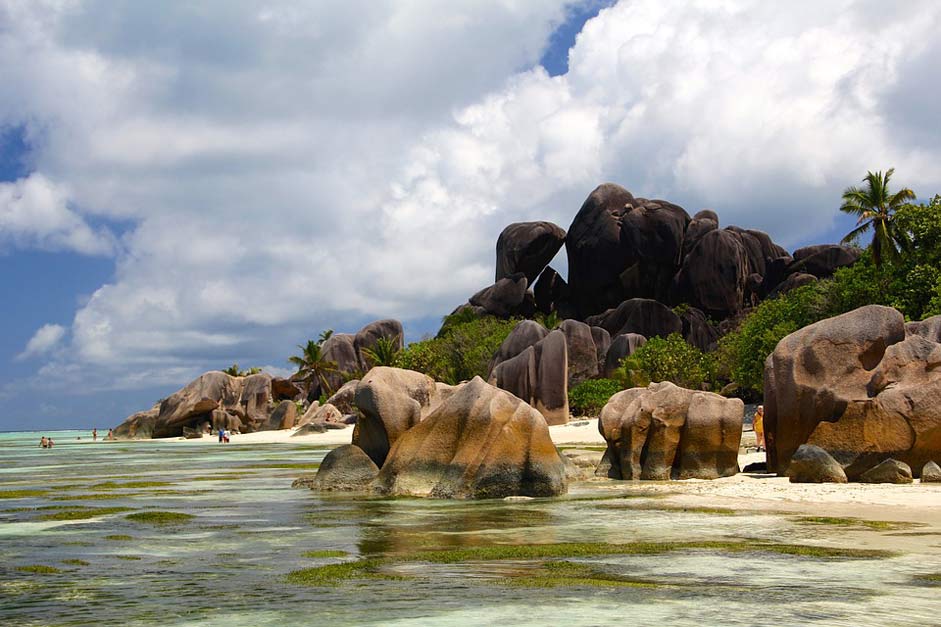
[[674, 229, 749, 318], [114, 371, 276, 438], [373, 377, 568, 498], [785, 445, 848, 483], [301, 444, 379, 491], [324, 380, 360, 416], [489, 329, 569, 425], [468, 273, 534, 318], [597, 382, 743, 480], [789, 244, 861, 278], [269, 400, 297, 430], [603, 333, 646, 378], [679, 306, 719, 352], [354, 319, 405, 370], [271, 378, 302, 401], [922, 461, 941, 482], [113, 406, 160, 439], [560, 319, 601, 386], [495, 221, 566, 284], [858, 459, 913, 484], [586, 298, 682, 339], [764, 305, 941, 478], [489, 320, 548, 373], [533, 266, 572, 316], [320, 333, 359, 393], [906, 315, 941, 343], [767, 272, 817, 299], [352, 367, 439, 467]]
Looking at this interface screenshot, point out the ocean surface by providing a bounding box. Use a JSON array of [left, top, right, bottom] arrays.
[[1, 430, 939, 626]]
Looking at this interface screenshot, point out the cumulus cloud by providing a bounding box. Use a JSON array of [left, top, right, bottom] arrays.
[[17, 323, 66, 360], [0, 173, 115, 255], [2, 0, 941, 398]]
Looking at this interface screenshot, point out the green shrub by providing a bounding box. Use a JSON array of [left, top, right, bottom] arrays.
[[568, 379, 623, 417], [616, 334, 714, 391], [395, 315, 519, 385]]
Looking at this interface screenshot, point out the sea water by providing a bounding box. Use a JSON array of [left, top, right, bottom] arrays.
[[1, 430, 939, 626]]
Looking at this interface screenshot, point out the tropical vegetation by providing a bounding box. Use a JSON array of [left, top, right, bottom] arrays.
[[289, 335, 339, 395]]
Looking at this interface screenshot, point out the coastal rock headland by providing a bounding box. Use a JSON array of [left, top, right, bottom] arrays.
[[595, 381, 743, 480], [765, 306, 941, 479]]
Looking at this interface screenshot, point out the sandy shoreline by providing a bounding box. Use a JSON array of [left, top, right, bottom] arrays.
[[150, 419, 941, 526]]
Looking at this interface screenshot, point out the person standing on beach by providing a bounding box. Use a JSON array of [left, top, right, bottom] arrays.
[[218, 428, 224, 443], [92, 428, 97, 442], [753, 405, 765, 453], [107, 428, 114, 440]]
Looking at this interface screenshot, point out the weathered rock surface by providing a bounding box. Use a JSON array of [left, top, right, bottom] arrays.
[[324, 380, 360, 416], [788, 244, 860, 278], [489, 329, 569, 425], [373, 377, 568, 498], [299, 444, 379, 491], [560, 319, 601, 386], [114, 371, 276, 438], [906, 315, 941, 343], [858, 458, 913, 484], [764, 305, 941, 478], [495, 221, 566, 283], [468, 273, 532, 318], [603, 333, 646, 378], [785, 445, 848, 483], [597, 382, 743, 480], [679, 306, 719, 352], [354, 319, 405, 370], [320, 333, 359, 393], [922, 461, 941, 482], [767, 272, 817, 299], [352, 367, 439, 467], [585, 298, 682, 339], [533, 266, 571, 316], [674, 229, 749, 318], [269, 400, 297, 430], [489, 320, 548, 375], [271, 378, 302, 401]]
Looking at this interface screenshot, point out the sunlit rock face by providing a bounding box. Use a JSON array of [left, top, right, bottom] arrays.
[[764, 305, 941, 479], [596, 381, 743, 481], [373, 377, 568, 499]]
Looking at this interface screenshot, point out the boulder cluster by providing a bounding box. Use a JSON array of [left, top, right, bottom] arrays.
[[765, 305, 941, 482], [456, 183, 859, 340], [596, 382, 744, 480], [307, 368, 569, 499]]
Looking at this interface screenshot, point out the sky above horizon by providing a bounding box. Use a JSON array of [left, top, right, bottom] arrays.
[[2, 0, 941, 430]]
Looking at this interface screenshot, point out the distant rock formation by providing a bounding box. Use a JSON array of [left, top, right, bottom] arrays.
[[495, 221, 566, 284], [764, 305, 941, 479], [596, 381, 743, 480], [113, 371, 277, 439]]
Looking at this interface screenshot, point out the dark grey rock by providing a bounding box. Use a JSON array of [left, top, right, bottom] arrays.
[[495, 221, 566, 283], [785, 445, 848, 483], [858, 458, 913, 484], [921, 461, 941, 483]]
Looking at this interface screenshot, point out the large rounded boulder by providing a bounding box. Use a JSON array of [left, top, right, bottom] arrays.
[[764, 305, 941, 478], [354, 319, 405, 370], [489, 329, 569, 425], [495, 221, 566, 284], [597, 382, 743, 480], [673, 229, 749, 318], [352, 367, 439, 467], [300, 444, 379, 492], [585, 298, 682, 339], [373, 377, 568, 499]]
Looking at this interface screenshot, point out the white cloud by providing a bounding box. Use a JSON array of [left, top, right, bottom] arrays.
[[0, 173, 115, 255], [18, 323, 66, 360], [2, 0, 941, 398]]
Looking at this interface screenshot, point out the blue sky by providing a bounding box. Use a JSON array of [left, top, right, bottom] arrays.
[[1, 0, 939, 431]]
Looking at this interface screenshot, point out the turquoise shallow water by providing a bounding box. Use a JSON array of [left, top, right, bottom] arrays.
[[1, 430, 940, 626]]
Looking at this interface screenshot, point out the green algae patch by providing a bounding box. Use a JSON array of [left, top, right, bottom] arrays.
[[125, 511, 195, 525], [92, 481, 174, 490], [914, 573, 941, 585], [303, 550, 349, 559], [115, 555, 142, 561], [105, 534, 133, 541], [247, 462, 322, 470], [61, 559, 90, 566], [52, 492, 133, 501], [507, 560, 663, 589], [794, 516, 919, 531], [600, 502, 742, 516], [39, 506, 133, 521], [0, 489, 47, 499], [286, 559, 393, 586], [285, 540, 894, 589], [190, 473, 255, 481], [15, 565, 61, 574]]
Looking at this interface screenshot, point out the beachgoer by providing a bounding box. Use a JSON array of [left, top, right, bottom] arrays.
[[223, 430, 230, 444], [40, 436, 48, 448], [218, 428, 224, 443], [48, 438, 55, 448], [92, 428, 97, 442], [754, 405, 765, 452], [107, 429, 114, 441]]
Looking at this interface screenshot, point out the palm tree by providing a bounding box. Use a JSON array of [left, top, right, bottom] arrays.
[[289, 339, 338, 396], [361, 335, 401, 368], [840, 168, 915, 266]]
